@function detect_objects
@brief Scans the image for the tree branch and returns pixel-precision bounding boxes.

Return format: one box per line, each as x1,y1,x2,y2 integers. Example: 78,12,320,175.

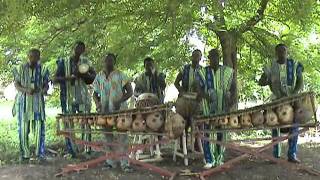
207,0,227,32
237,0,270,33
38,19,87,48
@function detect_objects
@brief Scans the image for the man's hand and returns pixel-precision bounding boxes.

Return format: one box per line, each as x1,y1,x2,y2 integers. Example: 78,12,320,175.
96,103,102,113
65,75,77,81
25,88,34,95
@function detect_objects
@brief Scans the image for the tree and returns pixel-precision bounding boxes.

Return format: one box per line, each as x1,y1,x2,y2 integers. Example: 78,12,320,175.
0,0,319,102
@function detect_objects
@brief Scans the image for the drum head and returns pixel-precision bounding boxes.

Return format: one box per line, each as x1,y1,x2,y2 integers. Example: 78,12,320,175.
137,93,159,101
79,63,89,74
136,93,160,108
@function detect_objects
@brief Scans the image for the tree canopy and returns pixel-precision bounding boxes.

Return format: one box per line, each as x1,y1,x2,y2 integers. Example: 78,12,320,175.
0,0,319,102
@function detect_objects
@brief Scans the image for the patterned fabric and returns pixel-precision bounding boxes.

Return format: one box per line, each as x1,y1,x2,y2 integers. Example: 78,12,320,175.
93,70,130,113
264,59,304,159
197,65,233,165
263,59,303,99
93,69,131,168
13,62,49,158
181,64,201,92
56,55,92,113
134,72,165,102
198,65,233,115
56,55,92,154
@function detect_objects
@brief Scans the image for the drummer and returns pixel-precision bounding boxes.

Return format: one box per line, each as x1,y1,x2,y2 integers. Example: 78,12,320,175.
258,43,304,163
93,53,133,172
54,41,96,157
197,49,234,169
174,49,202,150
134,57,166,103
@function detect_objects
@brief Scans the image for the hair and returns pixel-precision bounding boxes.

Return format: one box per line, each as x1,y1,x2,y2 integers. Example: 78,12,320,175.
275,43,287,50
28,48,40,57
208,48,219,58
144,57,154,66
105,53,117,63
75,41,85,48
193,49,202,55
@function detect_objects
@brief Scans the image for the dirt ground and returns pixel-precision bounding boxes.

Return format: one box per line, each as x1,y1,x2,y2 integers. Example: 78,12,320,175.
1,143,320,180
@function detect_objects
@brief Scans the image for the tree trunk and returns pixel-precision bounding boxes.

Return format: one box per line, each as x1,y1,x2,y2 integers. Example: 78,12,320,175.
216,30,238,109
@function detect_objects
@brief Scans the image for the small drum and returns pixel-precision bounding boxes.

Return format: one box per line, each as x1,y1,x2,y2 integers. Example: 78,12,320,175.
175,92,199,118
132,114,146,132
78,63,90,74
165,112,185,139
146,112,164,132
136,93,160,108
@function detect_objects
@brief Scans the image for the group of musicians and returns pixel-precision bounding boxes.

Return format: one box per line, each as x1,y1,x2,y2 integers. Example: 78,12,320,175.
13,41,303,171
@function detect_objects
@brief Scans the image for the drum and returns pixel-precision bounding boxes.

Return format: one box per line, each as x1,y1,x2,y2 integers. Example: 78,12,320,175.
97,116,107,126
276,104,294,125
265,110,279,126
240,114,253,128
165,112,185,139
136,93,160,108
132,114,146,132
78,63,90,74
228,116,240,128
175,92,199,118
116,115,133,131
146,112,164,132
251,111,264,126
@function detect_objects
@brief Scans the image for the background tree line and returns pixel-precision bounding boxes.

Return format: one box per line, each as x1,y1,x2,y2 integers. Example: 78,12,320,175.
0,0,319,104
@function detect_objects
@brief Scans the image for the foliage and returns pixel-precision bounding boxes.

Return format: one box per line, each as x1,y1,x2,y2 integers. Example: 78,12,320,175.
0,117,63,164
0,0,319,101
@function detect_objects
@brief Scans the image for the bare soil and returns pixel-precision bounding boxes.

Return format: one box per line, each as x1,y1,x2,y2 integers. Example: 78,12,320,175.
1,143,320,180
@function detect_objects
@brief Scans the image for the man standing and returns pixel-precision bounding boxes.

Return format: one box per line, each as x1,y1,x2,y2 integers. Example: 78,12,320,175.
134,57,166,102
258,43,303,163
174,49,202,150
197,49,234,168
93,53,133,172
13,49,49,162
54,41,96,157
174,49,202,94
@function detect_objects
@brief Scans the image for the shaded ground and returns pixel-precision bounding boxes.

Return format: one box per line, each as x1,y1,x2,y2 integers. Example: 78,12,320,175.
1,143,320,180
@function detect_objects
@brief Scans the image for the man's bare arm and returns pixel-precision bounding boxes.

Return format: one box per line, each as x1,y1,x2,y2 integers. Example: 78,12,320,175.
174,72,183,93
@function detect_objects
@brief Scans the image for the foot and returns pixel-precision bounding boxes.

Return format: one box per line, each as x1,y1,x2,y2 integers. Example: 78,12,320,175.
19,157,30,164
203,163,214,169
103,162,115,170
288,158,301,164
64,153,76,159
122,166,133,173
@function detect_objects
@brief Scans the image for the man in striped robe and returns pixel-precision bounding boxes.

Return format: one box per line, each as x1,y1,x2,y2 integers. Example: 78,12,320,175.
134,57,166,103
54,41,96,157
258,44,304,163
197,49,234,168
174,49,202,150
13,49,49,162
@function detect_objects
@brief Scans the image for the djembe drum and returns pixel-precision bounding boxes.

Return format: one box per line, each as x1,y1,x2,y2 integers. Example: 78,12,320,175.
136,93,160,108
175,92,199,118
165,112,186,139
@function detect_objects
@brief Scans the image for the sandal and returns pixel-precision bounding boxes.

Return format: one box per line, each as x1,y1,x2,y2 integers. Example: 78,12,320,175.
122,166,133,173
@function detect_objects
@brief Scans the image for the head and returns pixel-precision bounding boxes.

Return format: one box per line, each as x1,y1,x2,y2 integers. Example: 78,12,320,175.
191,49,202,65
208,49,220,68
74,41,86,56
28,48,40,66
144,57,155,74
104,53,116,72
275,43,288,62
